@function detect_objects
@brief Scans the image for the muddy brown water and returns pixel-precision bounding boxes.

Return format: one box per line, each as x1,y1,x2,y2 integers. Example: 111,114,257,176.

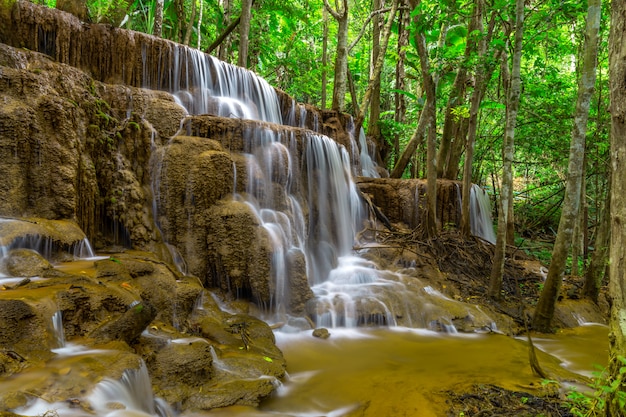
200,326,608,417
19,260,609,417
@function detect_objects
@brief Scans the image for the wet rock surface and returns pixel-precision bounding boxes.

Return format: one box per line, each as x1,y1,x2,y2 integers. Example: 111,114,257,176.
0,251,286,411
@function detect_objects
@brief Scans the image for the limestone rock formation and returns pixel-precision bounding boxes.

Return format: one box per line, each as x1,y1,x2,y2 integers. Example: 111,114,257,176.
0,251,285,411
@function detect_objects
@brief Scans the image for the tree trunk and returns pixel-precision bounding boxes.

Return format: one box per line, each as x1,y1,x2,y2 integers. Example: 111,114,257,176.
533,0,600,332
238,0,252,68
506,185,515,245
175,0,185,42
437,2,480,179
217,0,232,61
571,170,586,276
390,108,427,178
444,116,469,180
196,0,203,49
321,6,329,110
583,180,610,303
460,86,483,238
460,0,486,238
367,0,382,157
414,27,437,237
153,0,164,38
183,0,196,46
206,14,240,55
324,0,349,111
489,0,524,300
354,0,399,131
606,0,626,411
393,0,410,166
460,7,506,239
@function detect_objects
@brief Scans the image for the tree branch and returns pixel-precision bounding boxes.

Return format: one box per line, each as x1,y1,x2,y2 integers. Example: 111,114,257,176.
348,6,408,52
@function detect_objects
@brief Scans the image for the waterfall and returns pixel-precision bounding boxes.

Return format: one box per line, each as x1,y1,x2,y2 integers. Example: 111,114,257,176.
0,218,96,266
135,37,493,330
304,134,366,284
357,127,380,178
142,45,282,124
72,237,96,258
469,184,497,244
52,311,66,349
89,363,174,417
230,124,366,320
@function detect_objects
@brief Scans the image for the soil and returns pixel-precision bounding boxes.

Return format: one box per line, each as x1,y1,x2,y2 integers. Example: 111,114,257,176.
446,384,574,417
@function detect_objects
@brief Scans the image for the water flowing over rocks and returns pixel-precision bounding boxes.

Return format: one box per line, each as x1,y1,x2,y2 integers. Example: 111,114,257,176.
0,1,604,415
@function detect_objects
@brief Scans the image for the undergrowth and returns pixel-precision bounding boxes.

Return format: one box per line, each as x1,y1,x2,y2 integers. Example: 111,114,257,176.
565,355,626,416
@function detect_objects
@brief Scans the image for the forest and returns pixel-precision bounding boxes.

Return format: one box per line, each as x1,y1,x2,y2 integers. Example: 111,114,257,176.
2,0,626,415
49,0,611,264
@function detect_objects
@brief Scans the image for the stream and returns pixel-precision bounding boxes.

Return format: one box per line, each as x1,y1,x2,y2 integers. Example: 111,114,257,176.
5,259,608,417
202,325,608,417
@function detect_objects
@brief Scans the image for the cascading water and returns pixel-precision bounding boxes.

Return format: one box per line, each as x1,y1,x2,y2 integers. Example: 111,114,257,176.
469,184,497,244
142,45,282,124
357,127,380,178
51,310,66,349
147,45,286,275
141,40,498,330
89,363,173,417
0,219,96,260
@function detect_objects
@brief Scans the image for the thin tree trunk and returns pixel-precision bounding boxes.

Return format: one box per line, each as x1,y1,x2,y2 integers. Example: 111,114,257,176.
444,117,469,180
321,6,329,110
183,0,196,46
324,0,349,111
217,0,232,60
347,68,359,116
506,184,515,245
583,179,610,302
196,0,203,49
238,0,252,68
606,0,626,411
571,170,586,276
414,25,437,237
175,0,185,42
354,0,399,131
489,0,524,300
390,109,428,178
533,0,600,332
437,3,479,179
460,7,504,239
393,0,409,166
206,15,240,55
367,0,383,158
460,0,486,238
153,0,164,38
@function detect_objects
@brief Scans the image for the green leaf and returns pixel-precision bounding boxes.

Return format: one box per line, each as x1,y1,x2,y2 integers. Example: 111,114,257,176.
480,101,505,110
263,356,273,362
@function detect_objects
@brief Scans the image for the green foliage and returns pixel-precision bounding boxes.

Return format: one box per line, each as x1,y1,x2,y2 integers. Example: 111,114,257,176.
88,0,131,24
128,121,141,131
34,0,610,259
451,105,469,122
565,356,626,416
125,0,157,33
